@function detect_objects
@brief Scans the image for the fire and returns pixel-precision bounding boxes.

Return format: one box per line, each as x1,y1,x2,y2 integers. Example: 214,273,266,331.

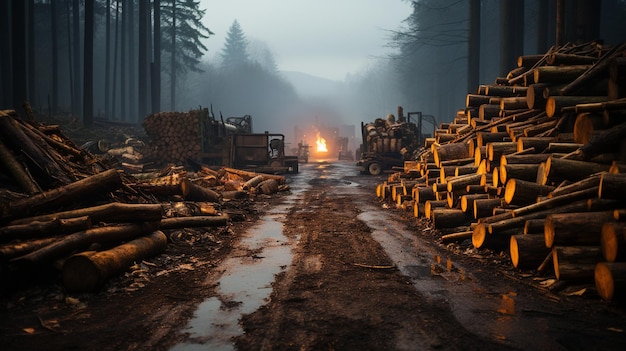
316,132,328,153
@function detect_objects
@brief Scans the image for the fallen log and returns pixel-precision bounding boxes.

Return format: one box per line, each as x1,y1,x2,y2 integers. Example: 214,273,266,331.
0,139,40,194
504,179,554,206
541,156,610,186
544,211,616,248
61,230,168,292
159,215,229,230
546,96,608,118
579,121,626,159
598,172,626,200
431,209,472,229
499,163,541,185
510,234,551,269
553,245,600,280
8,202,164,226
0,216,92,243
0,169,123,221
440,231,473,244
11,222,159,266
595,262,626,301
223,167,285,184
0,237,60,261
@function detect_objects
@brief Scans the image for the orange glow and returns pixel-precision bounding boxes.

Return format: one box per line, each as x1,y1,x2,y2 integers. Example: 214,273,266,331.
316,132,328,153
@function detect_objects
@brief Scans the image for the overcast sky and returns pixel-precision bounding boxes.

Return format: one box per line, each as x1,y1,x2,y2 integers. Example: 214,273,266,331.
199,0,413,81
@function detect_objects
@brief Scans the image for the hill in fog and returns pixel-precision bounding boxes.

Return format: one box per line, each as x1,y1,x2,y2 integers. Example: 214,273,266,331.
280,71,344,98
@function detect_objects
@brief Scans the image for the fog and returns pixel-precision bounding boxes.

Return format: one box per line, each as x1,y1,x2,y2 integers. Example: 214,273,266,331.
2,0,626,153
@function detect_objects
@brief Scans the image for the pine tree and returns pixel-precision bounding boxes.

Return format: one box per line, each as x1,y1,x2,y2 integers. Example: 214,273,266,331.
161,0,213,109
220,19,249,69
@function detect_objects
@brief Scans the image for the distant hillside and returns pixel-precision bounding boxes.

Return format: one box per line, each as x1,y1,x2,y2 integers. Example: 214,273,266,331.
280,71,344,97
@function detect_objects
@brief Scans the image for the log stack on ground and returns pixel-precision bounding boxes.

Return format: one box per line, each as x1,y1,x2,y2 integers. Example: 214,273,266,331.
375,41,626,301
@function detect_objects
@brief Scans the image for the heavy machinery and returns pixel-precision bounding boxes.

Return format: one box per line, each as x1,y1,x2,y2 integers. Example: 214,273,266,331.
229,133,299,174
356,111,426,175
198,108,298,174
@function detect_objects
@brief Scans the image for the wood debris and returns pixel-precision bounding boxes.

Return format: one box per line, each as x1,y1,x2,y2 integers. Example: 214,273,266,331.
0,109,287,293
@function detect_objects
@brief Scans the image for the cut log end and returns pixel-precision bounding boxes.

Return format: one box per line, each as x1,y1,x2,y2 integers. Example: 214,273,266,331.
595,262,614,301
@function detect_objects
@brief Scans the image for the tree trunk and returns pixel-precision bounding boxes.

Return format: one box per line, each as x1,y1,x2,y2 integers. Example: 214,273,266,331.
504,178,554,206
12,222,159,266
544,211,616,248
510,234,551,269
83,0,94,128
61,230,167,292
553,245,600,280
0,216,91,243
151,0,161,114
500,163,541,185
545,96,607,118
8,202,163,226
0,139,40,194
542,156,610,186
431,209,472,229
1,169,123,220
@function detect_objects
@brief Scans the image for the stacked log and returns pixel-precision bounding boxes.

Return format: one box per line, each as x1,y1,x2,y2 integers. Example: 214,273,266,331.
362,115,420,154
376,41,626,301
143,110,204,165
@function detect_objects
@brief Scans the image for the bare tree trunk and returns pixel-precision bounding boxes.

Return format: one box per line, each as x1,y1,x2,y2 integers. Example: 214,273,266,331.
138,0,148,122
12,0,27,114
0,0,11,108
51,0,59,114
104,0,111,119
170,0,176,110
151,0,161,114
28,0,35,108
467,0,480,93
83,0,94,128
72,0,81,118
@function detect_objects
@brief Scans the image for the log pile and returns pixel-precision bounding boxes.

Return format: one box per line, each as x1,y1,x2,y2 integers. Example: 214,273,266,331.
362,113,420,155
142,110,205,165
0,109,287,293
377,41,626,301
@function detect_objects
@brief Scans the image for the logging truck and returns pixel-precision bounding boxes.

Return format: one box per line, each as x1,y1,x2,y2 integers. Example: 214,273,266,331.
356,112,421,175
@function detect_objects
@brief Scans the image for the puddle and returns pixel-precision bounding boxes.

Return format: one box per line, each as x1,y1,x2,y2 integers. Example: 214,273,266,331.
170,215,292,351
170,164,315,350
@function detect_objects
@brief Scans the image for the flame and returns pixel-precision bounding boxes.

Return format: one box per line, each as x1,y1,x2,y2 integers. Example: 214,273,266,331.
316,132,328,153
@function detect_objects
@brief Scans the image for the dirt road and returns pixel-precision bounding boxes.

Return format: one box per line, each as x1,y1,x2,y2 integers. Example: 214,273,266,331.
2,160,626,350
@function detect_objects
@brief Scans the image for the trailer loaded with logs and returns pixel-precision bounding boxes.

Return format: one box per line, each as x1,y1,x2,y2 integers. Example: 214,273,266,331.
357,108,423,175
376,41,626,302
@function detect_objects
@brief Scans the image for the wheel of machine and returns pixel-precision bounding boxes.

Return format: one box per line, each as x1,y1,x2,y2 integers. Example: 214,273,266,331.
368,162,382,175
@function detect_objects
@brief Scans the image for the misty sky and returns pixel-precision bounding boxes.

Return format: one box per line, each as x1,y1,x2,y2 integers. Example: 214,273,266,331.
199,0,413,81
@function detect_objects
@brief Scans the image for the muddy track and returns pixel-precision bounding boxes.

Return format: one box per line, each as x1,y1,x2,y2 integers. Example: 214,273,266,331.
235,164,503,350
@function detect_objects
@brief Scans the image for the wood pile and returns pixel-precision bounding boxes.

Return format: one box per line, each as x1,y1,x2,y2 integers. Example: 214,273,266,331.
362,113,420,155
0,109,287,293
142,110,205,165
377,41,626,301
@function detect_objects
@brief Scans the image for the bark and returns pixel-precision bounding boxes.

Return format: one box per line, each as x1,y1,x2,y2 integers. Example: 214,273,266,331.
159,215,229,230
431,209,472,229
580,121,626,159
0,169,123,221
545,96,607,118
533,65,592,84
548,173,602,198
473,198,505,219
0,216,91,243
553,246,600,280
544,211,616,248
441,231,473,244
542,156,610,185
8,202,163,227
0,139,40,194
504,179,554,206
11,222,159,266
500,164,541,185
424,200,448,220
61,230,168,292
460,194,489,213
510,234,551,269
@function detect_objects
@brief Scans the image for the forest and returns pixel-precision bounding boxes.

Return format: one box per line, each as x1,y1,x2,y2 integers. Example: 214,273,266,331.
1,1,626,136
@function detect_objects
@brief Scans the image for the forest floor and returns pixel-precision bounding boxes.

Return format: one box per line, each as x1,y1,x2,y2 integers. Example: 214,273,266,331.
1,160,626,350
